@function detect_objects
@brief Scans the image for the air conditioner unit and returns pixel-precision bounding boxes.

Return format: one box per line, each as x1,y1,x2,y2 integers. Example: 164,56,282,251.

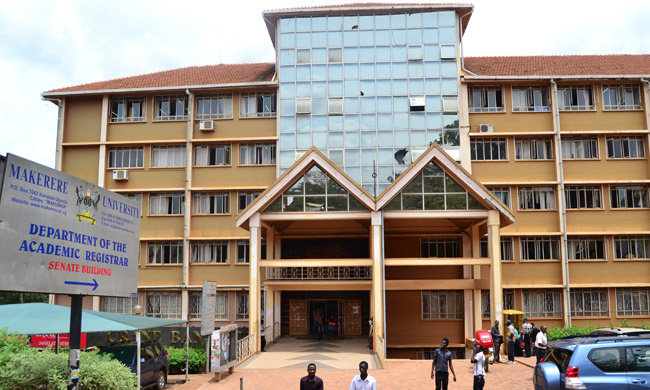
113,169,129,181
199,120,214,131
479,124,494,133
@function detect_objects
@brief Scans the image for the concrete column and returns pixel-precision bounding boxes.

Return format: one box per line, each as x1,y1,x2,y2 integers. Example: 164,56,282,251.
370,211,384,362
249,213,262,352
266,227,275,260
488,210,504,338
471,224,482,333
462,235,473,353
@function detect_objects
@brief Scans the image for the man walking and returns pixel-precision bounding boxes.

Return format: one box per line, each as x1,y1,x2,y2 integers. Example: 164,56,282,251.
506,320,516,363
350,361,376,390
260,319,266,352
534,325,548,364
522,318,532,357
431,338,456,390
300,363,324,390
490,319,502,363
470,344,485,390
530,322,540,350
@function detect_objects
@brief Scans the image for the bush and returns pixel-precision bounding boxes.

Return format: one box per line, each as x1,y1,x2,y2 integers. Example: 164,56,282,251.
167,346,207,374
546,319,650,341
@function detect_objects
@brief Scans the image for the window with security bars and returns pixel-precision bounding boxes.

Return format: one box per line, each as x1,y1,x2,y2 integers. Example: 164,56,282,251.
515,138,553,160
146,291,181,318
151,145,186,167
603,84,642,110
481,290,490,318
237,240,249,263
188,291,229,319
470,138,507,161
100,296,138,314
503,289,515,310
479,237,514,261
148,241,183,264
240,143,276,165
570,288,608,317
557,85,594,110
418,348,465,360
422,290,464,319
468,86,504,113
108,147,144,168
154,95,189,120
606,136,646,159
512,86,550,112
196,94,232,119
518,187,556,210
520,237,559,260
614,236,650,259
194,144,231,166
236,291,249,319
567,236,605,260
189,291,202,319
241,92,277,118
523,290,562,317
421,237,462,258
565,186,602,209
238,192,261,212
191,241,228,264
561,137,599,159
150,193,184,215
110,97,146,122
610,185,650,209
216,291,229,320
488,186,510,208
616,288,650,316
192,192,230,214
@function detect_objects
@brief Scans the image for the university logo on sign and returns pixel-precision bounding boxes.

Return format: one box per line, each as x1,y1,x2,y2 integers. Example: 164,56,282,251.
75,185,100,225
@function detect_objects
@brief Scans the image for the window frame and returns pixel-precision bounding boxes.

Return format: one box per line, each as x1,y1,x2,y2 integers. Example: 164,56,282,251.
239,143,277,165
151,145,186,168
236,291,249,319
108,147,144,168
238,191,261,213
154,95,189,121
602,84,642,110
610,185,650,209
149,193,185,215
100,296,138,315
565,186,602,209
190,241,229,264
147,241,184,264
488,186,510,208
192,192,230,215
557,85,595,111
468,86,505,113
570,288,609,317
514,138,553,160
606,136,646,159
240,91,277,118
146,291,182,319
511,85,550,112
523,290,563,318
193,144,231,166
237,240,249,264
616,288,650,316
195,93,233,119
470,137,508,161
613,236,650,259
566,236,606,260
422,290,464,319
110,96,146,123
520,236,560,261
518,186,557,210
561,137,599,159
421,236,463,258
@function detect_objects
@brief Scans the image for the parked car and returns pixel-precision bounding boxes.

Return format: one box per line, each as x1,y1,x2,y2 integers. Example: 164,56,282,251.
99,341,169,389
588,327,650,337
533,335,650,390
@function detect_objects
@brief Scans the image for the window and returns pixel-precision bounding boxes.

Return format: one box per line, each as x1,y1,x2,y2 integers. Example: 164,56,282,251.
238,191,261,212
108,147,144,168
515,138,553,160
328,48,342,63
606,136,646,159
565,186,602,209
518,187,556,210
215,291,229,320
468,86,504,113
520,237,560,260
410,96,426,112
154,95,188,120
570,288,608,317
194,144,231,166
610,185,650,209
192,192,230,214
423,290,464,319
240,143,276,165
196,94,233,119
471,138,507,161
147,241,183,264
442,97,458,113
146,291,181,318
100,296,138,314
191,241,228,264
328,98,343,115
557,85,594,111
561,137,599,159
151,145,186,167
503,289,515,310
110,97,146,122
481,290,490,319
488,187,510,208
237,240,249,263
523,290,562,317
296,98,311,114
150,193,184,215
189,291,229,319
512,86,550,112
589,348,625,373
567,236,605,260
614,236,650,259
627,346,650,372
241,92,277,118
603,84,642,110
236,291,249,319
480,237,514,261
421,237,462,258
189,291,202,319
616,288,650,316
296,49,310,64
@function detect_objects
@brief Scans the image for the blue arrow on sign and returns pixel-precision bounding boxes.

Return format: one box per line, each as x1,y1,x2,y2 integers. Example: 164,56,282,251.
65,279,98,291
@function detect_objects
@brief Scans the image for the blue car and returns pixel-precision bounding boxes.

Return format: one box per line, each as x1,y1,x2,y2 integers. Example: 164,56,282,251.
99,341,169,389
534,335,650,389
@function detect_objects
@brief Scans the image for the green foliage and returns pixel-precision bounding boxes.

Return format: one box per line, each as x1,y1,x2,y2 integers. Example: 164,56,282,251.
546,319,650,341
167,346,207,374
0,292,48,305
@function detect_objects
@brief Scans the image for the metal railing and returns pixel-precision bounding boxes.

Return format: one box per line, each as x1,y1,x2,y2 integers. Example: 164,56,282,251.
266,266,371,280
236,333,255,364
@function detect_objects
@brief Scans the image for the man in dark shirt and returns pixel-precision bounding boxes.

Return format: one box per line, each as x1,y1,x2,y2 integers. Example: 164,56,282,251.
490,319,501,363
431,337,456,390
530,322,540,352
300,362,324,390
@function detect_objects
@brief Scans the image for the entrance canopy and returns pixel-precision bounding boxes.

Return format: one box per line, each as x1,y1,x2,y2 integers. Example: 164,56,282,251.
0,303,185,335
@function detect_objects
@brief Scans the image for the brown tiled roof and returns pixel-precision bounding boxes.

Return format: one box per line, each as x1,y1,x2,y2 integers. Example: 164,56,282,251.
45,63,276,94
464,55,650,77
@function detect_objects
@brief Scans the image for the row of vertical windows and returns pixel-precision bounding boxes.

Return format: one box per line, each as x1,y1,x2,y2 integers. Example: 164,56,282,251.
146,240,265,264
121,191,260,216
139,291,248,320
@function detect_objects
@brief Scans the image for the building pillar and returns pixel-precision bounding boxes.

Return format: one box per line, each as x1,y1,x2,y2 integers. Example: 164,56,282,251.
249,213,262,352
266,226,275,260
471,224,483,333
488,210,504,338
370,211,385,363
462,235,474,355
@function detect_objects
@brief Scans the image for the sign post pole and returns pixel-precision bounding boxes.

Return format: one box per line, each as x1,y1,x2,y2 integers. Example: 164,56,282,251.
67,295,82,390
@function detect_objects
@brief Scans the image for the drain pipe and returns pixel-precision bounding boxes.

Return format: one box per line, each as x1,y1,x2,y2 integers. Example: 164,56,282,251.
183,89,193,289
381,209,387,365
551,79,571,327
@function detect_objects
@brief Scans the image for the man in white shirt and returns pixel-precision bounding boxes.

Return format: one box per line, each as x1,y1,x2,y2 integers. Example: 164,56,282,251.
350,361,376,390
534,325,548,364
470,344,485,390
521,318,532,357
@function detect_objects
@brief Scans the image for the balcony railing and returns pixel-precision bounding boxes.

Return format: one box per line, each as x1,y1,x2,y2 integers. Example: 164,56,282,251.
266,266,371,280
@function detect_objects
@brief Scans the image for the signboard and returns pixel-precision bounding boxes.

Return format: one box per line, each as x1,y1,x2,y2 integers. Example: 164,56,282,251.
210,330,221,369
0,154,141,297
29,334,87,348
201,281,217,336
210,325,238,372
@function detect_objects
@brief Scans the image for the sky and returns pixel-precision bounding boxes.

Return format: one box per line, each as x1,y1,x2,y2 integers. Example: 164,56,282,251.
1,0,649,168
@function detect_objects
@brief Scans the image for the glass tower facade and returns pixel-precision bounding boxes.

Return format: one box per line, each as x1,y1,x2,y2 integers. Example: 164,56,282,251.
276,10,460,194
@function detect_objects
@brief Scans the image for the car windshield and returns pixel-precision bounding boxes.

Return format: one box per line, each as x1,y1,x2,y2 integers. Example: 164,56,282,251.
99,346,136,366
544,347,573,373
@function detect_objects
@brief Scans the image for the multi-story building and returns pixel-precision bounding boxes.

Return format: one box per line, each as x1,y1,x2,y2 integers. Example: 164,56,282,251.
42,3,650,362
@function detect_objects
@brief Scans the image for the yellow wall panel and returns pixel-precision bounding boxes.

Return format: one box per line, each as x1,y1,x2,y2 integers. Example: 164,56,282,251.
560,111,647,131
564,159,650,182
61,147,100,184
140,216,184,238
189,264,249,286
472,161,556,183
64,96,102,143
193,166,276,188
191,215,249,238
507,211,559,233
570,261,650,285
139,267,183,286
107,122,187,142
385,265,464,279
502,262,563,285
566,210,650,233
